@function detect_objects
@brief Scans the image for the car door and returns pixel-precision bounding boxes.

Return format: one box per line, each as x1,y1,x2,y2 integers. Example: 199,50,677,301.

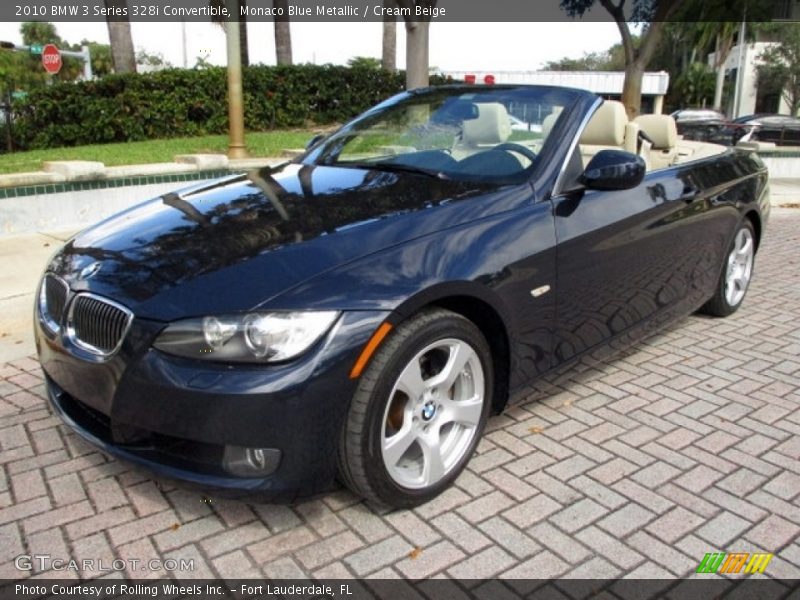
550,154,705,367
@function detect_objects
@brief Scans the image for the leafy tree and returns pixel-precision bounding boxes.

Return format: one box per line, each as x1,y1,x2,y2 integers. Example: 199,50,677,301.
136,49,171,70
348,56,382,70
560,0,686,118
194,54,214,69
82,41,114,77
674,62,715,106
543,44,628,71
756,23,800,116
5,22,84,86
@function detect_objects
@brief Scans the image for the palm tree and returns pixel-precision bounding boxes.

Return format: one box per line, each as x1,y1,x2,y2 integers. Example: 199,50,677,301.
211,0,249,67
274,0,292,65
382,0,397,71
694,21,740,111
103,0,136,73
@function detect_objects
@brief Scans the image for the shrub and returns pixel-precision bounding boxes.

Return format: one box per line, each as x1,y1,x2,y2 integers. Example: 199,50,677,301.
11,64,446,150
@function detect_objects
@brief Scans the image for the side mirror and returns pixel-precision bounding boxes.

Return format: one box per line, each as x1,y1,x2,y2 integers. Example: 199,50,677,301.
579,149,645,191
305,134,326,151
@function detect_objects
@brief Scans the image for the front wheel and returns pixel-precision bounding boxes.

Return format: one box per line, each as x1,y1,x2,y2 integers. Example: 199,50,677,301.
702,219,756,317
337,309,493,508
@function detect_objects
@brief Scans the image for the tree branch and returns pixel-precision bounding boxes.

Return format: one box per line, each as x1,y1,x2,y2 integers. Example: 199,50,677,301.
599,0,634,63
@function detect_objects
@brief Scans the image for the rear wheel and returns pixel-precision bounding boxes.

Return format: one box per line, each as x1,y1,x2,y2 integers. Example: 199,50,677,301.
337,309,492,508
702,220,756,317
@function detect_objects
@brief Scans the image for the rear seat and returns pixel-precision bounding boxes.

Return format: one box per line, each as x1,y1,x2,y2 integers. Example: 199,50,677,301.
580,104,728,171
634,114,678,170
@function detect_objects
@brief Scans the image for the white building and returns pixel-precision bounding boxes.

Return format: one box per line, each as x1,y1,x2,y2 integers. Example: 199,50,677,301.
439,70,670,114
713,41,795,118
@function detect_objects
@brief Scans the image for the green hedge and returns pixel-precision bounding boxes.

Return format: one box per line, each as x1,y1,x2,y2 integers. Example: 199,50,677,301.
11,64,440,150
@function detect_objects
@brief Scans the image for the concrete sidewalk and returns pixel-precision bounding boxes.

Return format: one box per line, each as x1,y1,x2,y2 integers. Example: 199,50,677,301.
0,230,76,363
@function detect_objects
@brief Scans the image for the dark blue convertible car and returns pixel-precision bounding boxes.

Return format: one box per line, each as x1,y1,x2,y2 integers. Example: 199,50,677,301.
35,85,769,507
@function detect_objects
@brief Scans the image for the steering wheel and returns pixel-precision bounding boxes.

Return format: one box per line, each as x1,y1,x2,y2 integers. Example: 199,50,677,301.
493,142,537,163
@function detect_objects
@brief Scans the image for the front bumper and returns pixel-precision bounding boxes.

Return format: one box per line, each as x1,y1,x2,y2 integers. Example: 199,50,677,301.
36,309,390,501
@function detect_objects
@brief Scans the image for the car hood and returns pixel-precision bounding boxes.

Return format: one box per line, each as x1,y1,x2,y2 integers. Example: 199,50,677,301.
48,163,497,321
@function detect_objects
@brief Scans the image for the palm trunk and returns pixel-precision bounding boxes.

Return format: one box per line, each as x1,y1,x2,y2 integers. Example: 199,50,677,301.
239,0,249,67
104,0,136,74
404,20,430,89
273,0,292,65
382,0,397,71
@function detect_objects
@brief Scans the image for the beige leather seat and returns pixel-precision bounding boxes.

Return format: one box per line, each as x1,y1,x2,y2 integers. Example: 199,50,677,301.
451,102,512,160
579,100,638,166
541,107,563,140
634,114,678,170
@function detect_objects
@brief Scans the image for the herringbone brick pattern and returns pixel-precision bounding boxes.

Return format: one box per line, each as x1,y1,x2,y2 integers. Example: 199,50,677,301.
1,210,798,580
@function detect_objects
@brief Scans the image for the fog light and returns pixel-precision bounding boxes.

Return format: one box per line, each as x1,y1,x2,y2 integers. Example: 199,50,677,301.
222,445,281,477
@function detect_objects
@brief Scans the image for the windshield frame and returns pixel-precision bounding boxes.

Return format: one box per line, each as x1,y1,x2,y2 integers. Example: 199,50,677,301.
302,85,585,186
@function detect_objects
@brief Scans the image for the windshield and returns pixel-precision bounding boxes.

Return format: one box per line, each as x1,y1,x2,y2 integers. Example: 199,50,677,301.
308,86,578,183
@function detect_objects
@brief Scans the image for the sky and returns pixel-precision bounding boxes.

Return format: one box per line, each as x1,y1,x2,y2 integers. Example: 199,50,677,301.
0,21,623,72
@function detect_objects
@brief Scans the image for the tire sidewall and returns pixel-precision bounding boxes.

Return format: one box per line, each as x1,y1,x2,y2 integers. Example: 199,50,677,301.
359,314,493,507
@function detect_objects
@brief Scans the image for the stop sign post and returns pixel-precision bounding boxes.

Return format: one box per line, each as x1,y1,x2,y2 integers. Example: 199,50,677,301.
41,44,62,75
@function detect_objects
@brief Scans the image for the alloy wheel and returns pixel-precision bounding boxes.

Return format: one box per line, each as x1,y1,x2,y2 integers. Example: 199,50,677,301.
380,338,485,489
725,227,754,307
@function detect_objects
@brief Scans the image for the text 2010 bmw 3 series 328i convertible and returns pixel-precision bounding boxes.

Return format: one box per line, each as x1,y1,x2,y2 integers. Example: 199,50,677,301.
35,85,769,508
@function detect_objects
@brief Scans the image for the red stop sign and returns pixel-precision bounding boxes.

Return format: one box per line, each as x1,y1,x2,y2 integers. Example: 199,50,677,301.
42,44,62,75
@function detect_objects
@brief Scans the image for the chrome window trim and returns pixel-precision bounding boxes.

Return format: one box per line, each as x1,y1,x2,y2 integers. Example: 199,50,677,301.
65,292,134,358
38,273,69,335
552,96,603,198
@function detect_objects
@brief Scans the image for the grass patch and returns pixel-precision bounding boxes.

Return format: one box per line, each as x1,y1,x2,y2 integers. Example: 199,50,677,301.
0,130,319,175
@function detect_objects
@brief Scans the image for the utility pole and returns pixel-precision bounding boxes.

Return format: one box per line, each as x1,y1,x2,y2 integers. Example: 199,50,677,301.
181,20,188,69
224,0,248,159
732,13,747,118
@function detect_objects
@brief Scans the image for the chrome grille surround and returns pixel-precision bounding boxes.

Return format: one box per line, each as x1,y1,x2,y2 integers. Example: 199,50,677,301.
39,274,69,334
66,293,133,358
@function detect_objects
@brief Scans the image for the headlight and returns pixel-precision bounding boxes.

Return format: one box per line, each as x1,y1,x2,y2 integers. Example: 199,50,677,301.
153,311,340,363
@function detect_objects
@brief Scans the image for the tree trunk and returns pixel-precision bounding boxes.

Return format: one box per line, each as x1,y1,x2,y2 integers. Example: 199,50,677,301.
273,0,292,65
239,0,249,67
382,0,397,71
404,20,430,89
104,0,136,74
621,60,645,118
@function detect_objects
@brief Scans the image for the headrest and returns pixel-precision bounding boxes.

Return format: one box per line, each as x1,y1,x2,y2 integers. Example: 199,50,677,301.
542,107,563,139
580,100,627,146
463,103,512,146
634,114,678,150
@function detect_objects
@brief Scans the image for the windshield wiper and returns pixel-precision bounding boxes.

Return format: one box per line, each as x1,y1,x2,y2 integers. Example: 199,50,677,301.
337,161,449,180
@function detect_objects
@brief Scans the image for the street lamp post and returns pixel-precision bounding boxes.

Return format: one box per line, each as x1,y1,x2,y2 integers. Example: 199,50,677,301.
225,1,248,159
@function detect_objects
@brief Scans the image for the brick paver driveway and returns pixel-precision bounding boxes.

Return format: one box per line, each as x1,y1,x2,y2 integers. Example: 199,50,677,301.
1,209,799,581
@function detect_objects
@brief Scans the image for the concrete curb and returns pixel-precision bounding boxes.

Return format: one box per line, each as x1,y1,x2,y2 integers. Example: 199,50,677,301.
0,154,279,190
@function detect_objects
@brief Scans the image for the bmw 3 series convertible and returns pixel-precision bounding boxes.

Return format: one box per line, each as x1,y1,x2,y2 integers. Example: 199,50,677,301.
35,85,769,507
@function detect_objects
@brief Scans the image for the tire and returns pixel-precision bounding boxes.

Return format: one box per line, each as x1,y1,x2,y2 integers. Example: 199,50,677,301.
337,308,493,508
701,219,756,317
